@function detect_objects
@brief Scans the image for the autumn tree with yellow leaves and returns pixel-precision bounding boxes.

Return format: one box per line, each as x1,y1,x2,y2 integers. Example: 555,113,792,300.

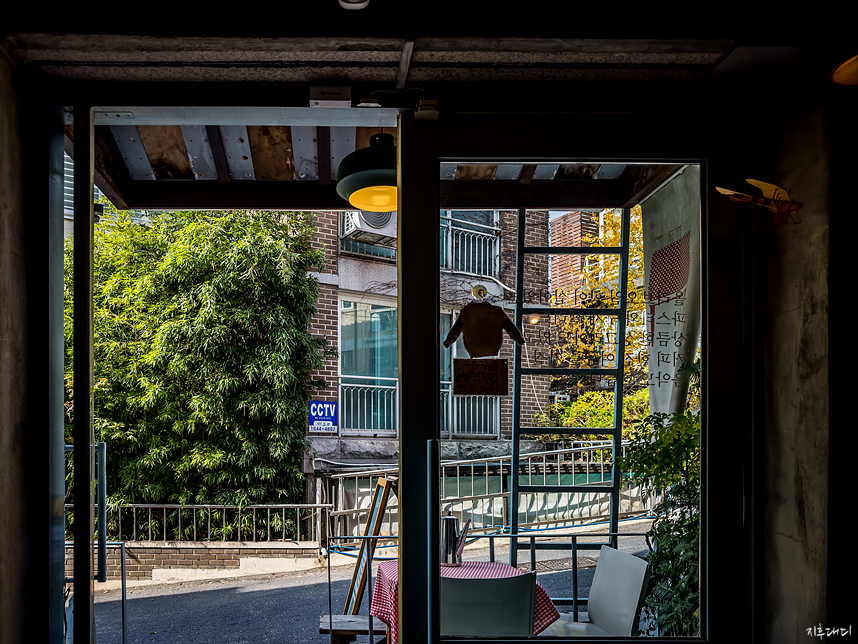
550,205,647,398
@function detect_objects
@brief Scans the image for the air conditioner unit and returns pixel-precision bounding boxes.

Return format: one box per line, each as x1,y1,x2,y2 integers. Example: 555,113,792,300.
341,210,397,247
551,394,571,404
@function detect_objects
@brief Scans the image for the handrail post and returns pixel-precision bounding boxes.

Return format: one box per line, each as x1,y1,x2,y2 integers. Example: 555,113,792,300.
96,442,107,582
120,542,127,644
572,535,579,621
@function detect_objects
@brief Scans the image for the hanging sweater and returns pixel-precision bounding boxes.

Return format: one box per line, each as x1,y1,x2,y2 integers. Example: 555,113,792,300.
443,301,525,358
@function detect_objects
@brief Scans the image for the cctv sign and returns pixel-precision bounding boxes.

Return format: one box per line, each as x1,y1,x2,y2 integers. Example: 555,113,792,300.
309,401,338,433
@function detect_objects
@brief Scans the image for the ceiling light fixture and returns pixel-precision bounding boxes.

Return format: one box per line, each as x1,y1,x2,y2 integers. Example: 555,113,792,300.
831,53,858,85
336,132,397,212
337,0,370,8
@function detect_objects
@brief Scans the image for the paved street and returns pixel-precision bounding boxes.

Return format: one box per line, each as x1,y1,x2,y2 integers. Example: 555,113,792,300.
93,519,652,644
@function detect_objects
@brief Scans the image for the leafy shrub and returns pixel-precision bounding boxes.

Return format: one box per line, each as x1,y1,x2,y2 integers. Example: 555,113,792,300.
618,411,701,637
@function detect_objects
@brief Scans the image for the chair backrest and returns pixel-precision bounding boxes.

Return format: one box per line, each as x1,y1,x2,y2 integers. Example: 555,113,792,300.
439,572,536,637
587,546,651,636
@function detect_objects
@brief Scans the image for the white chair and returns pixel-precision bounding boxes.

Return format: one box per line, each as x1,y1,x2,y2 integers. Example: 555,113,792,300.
440,572,536,637
539,546,650,637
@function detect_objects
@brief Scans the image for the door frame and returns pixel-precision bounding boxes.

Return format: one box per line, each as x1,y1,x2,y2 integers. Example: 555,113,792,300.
396,111,749,643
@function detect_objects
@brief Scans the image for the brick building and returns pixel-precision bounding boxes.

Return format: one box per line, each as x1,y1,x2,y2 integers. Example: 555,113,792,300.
305,208,551,472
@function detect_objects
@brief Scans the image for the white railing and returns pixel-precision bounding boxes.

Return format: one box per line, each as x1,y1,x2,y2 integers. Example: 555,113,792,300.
440,381,500,437
339,378,500,438
440,216,500,278
339,376,399,436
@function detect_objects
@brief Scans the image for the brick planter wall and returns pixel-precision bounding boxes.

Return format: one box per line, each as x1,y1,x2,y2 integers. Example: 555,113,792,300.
65,542,322,585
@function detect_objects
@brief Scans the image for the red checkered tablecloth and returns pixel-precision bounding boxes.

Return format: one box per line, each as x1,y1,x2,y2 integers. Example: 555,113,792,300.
369,560,560,643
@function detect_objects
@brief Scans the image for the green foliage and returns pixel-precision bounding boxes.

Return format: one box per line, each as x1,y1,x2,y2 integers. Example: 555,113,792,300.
619,410,700,493
642,482,700,637
533,388,650,445
618,411,701,637
64,202,335,514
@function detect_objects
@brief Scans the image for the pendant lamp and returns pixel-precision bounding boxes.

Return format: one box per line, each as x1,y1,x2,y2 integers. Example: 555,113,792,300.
831,53,858,85
336,132,397,212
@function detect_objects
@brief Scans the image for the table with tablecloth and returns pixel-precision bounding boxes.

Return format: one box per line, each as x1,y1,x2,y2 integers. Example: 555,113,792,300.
369,560,560,643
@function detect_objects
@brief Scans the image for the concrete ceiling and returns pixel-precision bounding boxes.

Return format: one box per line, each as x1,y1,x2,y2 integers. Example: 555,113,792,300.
4,34,738,84
2,23,842,212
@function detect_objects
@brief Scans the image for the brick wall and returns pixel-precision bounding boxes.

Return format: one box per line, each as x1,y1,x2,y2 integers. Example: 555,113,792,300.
549,211,599,303
309,210,340,405
496,210,551,437
311,210,339,275
65,542,321,583
309,283,339,403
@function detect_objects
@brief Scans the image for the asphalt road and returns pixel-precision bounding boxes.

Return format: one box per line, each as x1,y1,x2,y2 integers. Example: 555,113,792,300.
93,519,652,644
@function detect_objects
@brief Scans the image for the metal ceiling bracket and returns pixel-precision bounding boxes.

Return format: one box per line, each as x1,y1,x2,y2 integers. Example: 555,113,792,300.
397,37,415,91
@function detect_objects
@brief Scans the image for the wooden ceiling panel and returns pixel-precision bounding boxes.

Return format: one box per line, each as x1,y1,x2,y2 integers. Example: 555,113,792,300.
455,164,497,181
136,125,195,180
556,163,601,180
247,126,295,180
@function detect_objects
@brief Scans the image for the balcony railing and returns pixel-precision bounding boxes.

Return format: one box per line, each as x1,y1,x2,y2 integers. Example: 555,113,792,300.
339,377,500,438
339,375,399,437
440,381,500,437
440,216,500,278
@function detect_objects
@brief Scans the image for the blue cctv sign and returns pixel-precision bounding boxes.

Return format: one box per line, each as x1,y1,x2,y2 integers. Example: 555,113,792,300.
308,401,337,433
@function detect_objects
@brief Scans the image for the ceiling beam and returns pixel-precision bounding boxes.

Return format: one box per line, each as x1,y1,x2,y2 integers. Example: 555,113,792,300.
122,180,349,210
205,126,231,185
120,177,641,211
317,126,331,185
440,179,629,209
518,164,537,184
64,124,133,209
89,106,401,127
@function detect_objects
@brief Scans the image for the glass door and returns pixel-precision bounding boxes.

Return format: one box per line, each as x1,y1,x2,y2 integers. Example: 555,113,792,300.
394,113,741,644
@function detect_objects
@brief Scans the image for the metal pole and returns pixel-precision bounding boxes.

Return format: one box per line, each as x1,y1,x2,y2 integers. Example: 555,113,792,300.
397,114,440,644
427,439,440,644
610,208,632,550
120,543,127,644
572,535,578,621
509,208,526,567
96,442,106,582
73,102,95,644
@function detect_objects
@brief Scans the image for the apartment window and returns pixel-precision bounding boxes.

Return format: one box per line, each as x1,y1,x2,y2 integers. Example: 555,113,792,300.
339,300,398,436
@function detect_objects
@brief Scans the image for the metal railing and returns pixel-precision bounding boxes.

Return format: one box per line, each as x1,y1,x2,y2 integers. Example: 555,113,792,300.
66,503,332,543
325,443,655,539
340,377,501,438
440,216,501,278
440,381,500,437
339,376,399,436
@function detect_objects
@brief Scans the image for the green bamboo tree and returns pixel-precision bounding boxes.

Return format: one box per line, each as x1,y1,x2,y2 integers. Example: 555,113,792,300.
64,203,335,514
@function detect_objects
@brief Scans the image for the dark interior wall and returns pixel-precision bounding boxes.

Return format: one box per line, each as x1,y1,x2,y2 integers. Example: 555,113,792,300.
0,52,66,644
765,100,829,642
0,51,29,644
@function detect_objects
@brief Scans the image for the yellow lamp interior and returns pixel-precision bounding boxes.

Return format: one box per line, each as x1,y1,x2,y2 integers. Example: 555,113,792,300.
349,186,398,212
831,54,858,85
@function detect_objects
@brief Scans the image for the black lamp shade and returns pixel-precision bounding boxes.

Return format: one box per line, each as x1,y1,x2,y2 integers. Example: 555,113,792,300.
336,133,397,211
